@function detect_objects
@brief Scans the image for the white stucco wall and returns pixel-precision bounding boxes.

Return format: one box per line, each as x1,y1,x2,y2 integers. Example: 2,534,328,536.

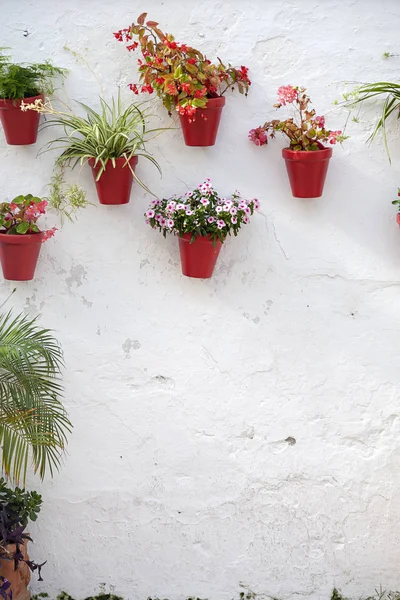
2,1,400,599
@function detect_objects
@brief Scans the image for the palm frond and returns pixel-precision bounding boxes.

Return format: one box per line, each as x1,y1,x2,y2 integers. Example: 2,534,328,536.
0,311,71,484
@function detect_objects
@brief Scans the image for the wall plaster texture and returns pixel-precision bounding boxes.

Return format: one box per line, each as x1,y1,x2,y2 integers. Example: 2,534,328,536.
2,1,400,599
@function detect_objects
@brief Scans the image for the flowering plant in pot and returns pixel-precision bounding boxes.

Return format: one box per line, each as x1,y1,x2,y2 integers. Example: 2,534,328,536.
145,179,259,278
0,478,45,600
392,189,400,227
249,85,346,198
21,94,162,204
0,194,56,281
0,50,66,145
114,13,251,146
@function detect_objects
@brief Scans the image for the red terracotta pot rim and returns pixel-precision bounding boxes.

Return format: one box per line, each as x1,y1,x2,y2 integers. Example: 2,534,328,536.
88,156,139,168
282,146,333,160
0,94,44,109
180,233,223,244
0,232,45,244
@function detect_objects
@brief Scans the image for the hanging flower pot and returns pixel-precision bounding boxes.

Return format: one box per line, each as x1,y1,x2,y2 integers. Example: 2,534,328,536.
249,85,345,198
179,97,226,147
396,213,400,227
0,95,43,145
88,156,139,205
282,146,333,198
0,232,44,281
0,194,56,281
145,179,259,279
178,233,223,278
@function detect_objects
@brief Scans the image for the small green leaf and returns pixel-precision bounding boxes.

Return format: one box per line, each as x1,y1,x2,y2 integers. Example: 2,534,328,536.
12,195,25,204
16,222,29,234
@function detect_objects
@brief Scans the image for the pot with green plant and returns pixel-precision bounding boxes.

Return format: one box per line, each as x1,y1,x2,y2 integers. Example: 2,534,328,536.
114,13,251,147
0,50,66,146
21,94,162,205
0,194,56,281
249,86,346,198
145,179,259,278
0,478,45,600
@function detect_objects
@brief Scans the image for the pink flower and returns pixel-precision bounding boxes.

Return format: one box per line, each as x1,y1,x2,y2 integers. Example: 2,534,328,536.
239,201,247,210
185,209,193,216
176,203,185,210
223,204,231,211
314,115,325,128
244,206,251,215
207,216,215,223
25,205,38,221
160,217,166,226
253,199,260,210
243,215,250,224
217,220,225,229
166,202,176,212
167,219,174,228
155,214,163,221
42,227,57,242
200,198,209,206
151,199,161,207
277,85,298,105
146,209,155,218
185,191,193,197
36,200,48,214
328,130,342,145
216,206,223,213
231,216,238,224
230,207,237,216
249,127,268,146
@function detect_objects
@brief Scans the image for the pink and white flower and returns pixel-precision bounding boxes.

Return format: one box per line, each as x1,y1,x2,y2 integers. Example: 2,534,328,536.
231,216,238,224
217,220,225,229
146,209,155,218
200,197,210,206
277,85,298,105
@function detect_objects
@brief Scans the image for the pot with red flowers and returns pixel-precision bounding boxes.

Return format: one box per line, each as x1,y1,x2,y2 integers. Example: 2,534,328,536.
145,180,259,278
0,49,66,146
392,189,400,227
0,195,56,281
114,13,251,147
249,85,347,198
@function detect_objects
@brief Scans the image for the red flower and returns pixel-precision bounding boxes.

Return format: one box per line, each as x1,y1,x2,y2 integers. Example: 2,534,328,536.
128,83,139,94
167,83,178,96
163,40,177,49
179,44,189,52
194,88,207,98
180,82,191,93
141,84,154,94
248,127,268,146
155,77,165,86
187,58,196,65
126,42,138,52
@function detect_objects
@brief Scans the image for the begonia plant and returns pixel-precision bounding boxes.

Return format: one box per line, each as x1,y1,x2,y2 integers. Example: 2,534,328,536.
114,13,251,117
145,179,259,243
0,194,56,241
249,85,346,150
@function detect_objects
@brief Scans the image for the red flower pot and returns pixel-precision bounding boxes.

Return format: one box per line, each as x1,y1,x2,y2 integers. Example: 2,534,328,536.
0,94,43,145
88,156,139,205
282,146,333,198
179,97,226,147
396,213,400,227
178,234,223,278
0,232,44,281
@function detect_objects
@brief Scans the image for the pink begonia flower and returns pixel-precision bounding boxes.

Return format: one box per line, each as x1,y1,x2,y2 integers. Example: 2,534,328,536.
25,205,38,221
328,130,342,145
146,209,155,218
42,227,57,242
277,85,298,105
217,220,225,229
314,115,325,128
36,200,48,214
231,216,238,224
248,127,268,146
207,216,215,223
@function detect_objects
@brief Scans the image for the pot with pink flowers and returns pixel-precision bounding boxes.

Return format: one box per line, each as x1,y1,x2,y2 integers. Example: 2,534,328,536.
145,180,260,278
392,189,400,227
249,85,347,198
0,194,56,281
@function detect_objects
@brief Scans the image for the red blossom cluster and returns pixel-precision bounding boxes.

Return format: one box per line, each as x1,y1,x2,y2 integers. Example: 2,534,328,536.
114,13,251,116
0,194,56,240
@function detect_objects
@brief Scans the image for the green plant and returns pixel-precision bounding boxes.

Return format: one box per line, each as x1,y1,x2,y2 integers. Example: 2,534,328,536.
0,310,72,483
0,194,56,241
48,171,89,222
21,92,163,196
0,50,67,99
114,13,250,117
342,81,400,159
0,477,42,526
146,179,259,243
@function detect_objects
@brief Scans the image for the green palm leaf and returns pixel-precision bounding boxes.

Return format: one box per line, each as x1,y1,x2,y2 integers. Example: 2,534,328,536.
0,311,71,484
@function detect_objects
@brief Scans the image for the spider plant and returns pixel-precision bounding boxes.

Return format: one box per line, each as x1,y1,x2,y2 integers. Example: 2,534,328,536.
0,310,71,484
343,81,400,160
22,92,163,197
